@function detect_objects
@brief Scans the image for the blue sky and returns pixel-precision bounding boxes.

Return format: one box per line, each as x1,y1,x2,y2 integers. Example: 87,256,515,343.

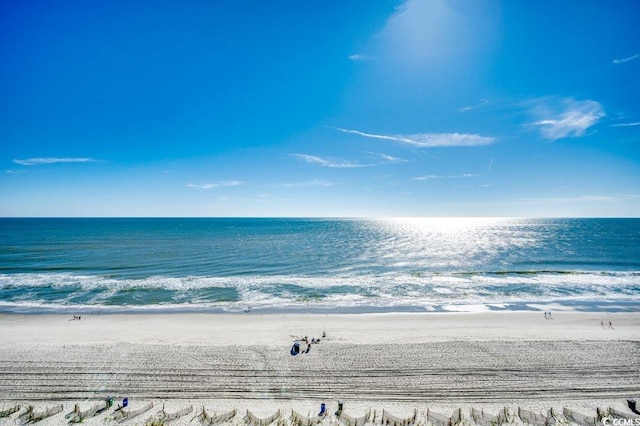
1,0,639,217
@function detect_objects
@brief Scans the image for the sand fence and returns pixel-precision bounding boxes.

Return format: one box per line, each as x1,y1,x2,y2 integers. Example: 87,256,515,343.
245,409,282,426
0,403,639,425
108,402,154,424
380,409,417,426
197,407,238,426
146,404,194,425
16,404,63,424
66,400,112,423
605,406,640,422
337,409,371,426
0,405,20,418
424,408,450,426
290,409,325,426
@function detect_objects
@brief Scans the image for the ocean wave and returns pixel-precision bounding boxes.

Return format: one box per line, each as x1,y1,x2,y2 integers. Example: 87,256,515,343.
1,271,639,313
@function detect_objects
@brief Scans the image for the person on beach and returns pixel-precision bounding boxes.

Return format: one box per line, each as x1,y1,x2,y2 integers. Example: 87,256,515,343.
290,341,300,356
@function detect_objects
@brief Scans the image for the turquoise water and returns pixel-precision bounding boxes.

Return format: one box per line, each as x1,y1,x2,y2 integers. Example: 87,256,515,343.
1,218,639,313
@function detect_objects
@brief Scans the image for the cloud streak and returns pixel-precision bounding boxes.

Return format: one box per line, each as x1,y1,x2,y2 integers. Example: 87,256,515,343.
364,152,408,164
610,121,640,128
530,98,605,140
187,181,242,190
518,194,638,203
459,98,489,113
336,128,495,147
414,173,479,180
348,54,372,61
277,179,335,188
13,157,99,166
612,53,639,64
291,154,368,168
292,152,407,168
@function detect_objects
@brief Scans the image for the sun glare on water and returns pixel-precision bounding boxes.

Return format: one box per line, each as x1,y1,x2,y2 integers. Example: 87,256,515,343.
382,217,514,234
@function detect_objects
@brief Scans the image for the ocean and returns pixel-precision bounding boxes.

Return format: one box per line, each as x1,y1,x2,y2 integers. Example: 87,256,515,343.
1,217,639,313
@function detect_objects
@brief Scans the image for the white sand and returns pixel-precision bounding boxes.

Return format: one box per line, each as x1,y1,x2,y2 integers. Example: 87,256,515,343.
0,311,638,425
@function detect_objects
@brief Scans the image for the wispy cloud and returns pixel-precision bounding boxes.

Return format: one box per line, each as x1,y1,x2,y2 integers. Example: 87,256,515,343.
348,54,372,61
612,53,639,64
459,98,489,113
13,157,99,166
187,181,242,190
292,152,406,168
610,121,640,128
335,127,495,147
364,152,408,163
291,154,368,168
414,173,479,180
530,98,605,140
454,183,494,189
277,179,335,188
518,194,640,203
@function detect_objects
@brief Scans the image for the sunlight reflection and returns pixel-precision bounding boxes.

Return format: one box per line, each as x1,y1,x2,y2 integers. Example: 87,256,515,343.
381,217,513,234
359,217,536,272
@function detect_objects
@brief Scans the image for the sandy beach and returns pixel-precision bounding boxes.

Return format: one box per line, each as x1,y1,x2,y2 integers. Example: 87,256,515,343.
0,311,639,425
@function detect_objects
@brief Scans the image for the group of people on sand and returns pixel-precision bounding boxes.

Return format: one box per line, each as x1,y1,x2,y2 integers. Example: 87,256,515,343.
600,320,614,329
70,315,82,320
290,331,326,356
543,311,553,320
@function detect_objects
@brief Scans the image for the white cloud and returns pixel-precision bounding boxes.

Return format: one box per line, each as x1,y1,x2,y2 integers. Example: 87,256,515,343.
292,152,407,169
518,194,639,203
291,154,369,168
530,98,605,140
612,53,639,64
336,128,495,147
364,152,408,163
13,157,99,166
459,98,489,113
414,173,479,180
187,181,242,190
278,179,335,188
454,183,494,189
348,54,372,61
610,121,640,128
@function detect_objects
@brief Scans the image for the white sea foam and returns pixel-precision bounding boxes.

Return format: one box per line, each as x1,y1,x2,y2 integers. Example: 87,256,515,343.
1,270,639,313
